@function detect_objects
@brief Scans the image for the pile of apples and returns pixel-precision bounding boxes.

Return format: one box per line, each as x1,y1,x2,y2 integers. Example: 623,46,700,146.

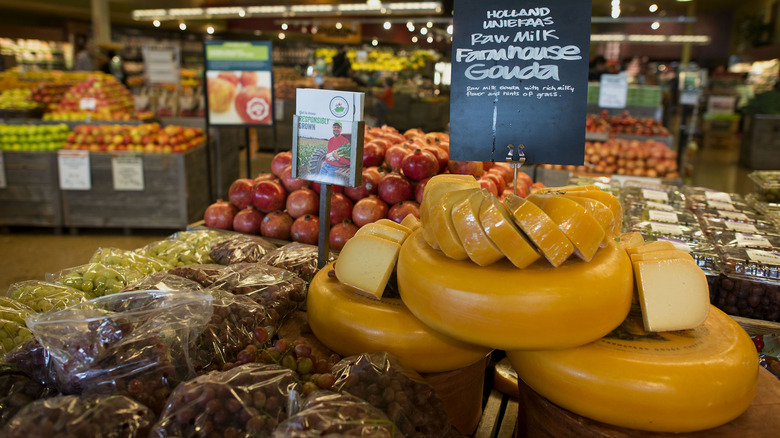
603,110,670,137
63,123,206,153
581,138,678,178
43,74,135,121
204,125,540,250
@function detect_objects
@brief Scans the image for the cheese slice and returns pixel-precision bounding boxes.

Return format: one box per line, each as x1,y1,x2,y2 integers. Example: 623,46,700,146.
355,222,410,245
564,195,614,246
626,240,677,255
527,194,605,262
561,190,622,235
375,218,411,234
451,189,505,266
334,234,401,299
630,249,693,263
400,214,421,231
617,231,645,251
429,188,480,260
633,257,710,332
419,175,480,249
478,195,541,269
535,184,600,194
503,194,574,267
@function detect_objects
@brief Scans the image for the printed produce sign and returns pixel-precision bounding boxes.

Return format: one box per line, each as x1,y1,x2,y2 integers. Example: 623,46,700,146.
450,0,591,165
204,41,274,126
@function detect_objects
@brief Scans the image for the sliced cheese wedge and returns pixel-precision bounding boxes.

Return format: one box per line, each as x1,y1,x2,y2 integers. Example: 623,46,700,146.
633,257,710,332
419,175,480,250
564,195,614,246
429,188,480,260
451,189,505,266
561,189,623,235
334,234,401,299
626,240,678,255
375,218,411,234
630,249,694,263
478,195,540,269
617,231,645,251
355,222,410,245
527,193,605,262
503,193,574,267
535,184,600,194
400,214,421,231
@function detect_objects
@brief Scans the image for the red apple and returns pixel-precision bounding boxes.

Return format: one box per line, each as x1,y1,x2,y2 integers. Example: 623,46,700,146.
330,193,354,225
422,146,448,174
234,86,272,125
286,188,319,218
387,200,420,223
217,71,240,86
204,199,237,230
271,151,293,178
352,195,388,227
378,171,414,205
479,177,498,197
447,160,484,177
280,165,309,192
401,149,439,182
208,76,237,113
251,179,287,213
384,144,411,171
344,168,381,202
228,178,255,210
233,207,265,234
329,220,359,251
291,214,320,245
311,181,344,195
261,210,294,240
239,71,258,87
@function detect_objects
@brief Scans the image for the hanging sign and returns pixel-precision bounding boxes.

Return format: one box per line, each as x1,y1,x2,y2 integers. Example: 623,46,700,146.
112,154,144,191
58,150,91,190
204,40,274,127
450,0,592,164
598,73,628,109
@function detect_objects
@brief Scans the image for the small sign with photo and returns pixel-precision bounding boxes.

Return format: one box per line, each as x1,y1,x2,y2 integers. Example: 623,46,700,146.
292,89,365,187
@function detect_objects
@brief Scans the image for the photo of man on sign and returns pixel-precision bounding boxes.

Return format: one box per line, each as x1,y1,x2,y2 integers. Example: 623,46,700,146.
320,121,351,179
294,118,355,187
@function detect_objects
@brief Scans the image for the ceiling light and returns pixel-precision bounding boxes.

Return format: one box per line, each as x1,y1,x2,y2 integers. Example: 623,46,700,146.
427,36,433,43
281,23,288,30
153,20,160,27
651,21,660,30
406,21,413,28
412,36,418,43
649,4,658,12
420,27,428,35
206,26,214,34
372,39,379,46
408,24,415,32
383,21,391,29
427,21,433,28
446,24,453,34
238,10,245,17
611,9,620,19
179,22,187,30
335,22,343,29
278,32,285,39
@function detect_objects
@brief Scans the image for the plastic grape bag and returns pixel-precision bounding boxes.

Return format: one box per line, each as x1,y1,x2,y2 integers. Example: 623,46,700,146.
0,298,33,324
26,290,213,413
139,239,203,268
151,363,300,438
6,281,88,313
3,339,58,389
173,229,233,264
192,291,275,374
259,242,336,283
46,262,145,299
1,394,156,438
210,234,278,265
168,264,232,287
331,352,451,437
0,319,33,357
120,271,205,293
0,363,59,429
273,390,402,438
90,247,172,275
207,263,308,331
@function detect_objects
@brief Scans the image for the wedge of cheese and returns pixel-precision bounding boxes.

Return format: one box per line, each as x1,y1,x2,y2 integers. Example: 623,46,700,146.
451,189,504,266
355,222,410,245
626,240,678,255
334,234,401,299
564,195,614,246
375,218,411,234
617,232,645,251
527,194,605,262
630,249,694,263
429,188,480,260
478,195,540,269
400,214,421,231
503,193,574,267
419,175,480,249
561,189,623,235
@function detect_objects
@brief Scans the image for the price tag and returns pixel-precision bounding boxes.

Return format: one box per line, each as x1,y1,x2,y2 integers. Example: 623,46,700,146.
717,210,749,221
57,150,91,190
646,201,674,211
650,222,683,235
656,236,691,252
79,97,97,111
707,200,736,211
724,221,758,234
704,191,732,203
736,233,771,248
746,249,780,266
0,151,6,189
642,188,669,202
111,155,144,191
649,210,679,223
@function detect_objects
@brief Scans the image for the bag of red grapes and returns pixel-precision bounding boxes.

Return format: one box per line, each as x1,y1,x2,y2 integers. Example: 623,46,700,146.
331,352,452,438
1,394,156,438
151,363,300,438
25,290,213,414
209,235,278,265
273,390,402,438
259,242,336,284
0,361,60,429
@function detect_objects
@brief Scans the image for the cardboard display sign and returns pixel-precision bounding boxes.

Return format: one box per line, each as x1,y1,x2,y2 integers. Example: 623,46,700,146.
450,0,592,165
204,40,274,127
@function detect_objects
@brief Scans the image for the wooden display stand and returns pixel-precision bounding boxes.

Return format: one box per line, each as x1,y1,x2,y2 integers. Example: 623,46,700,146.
0,151,63,228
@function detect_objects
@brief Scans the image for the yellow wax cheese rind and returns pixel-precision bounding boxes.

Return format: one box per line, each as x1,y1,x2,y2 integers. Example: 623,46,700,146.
629,249,693,263
633,257,710,332
561,189,623,235
478,196,541,269
617,231,645,250
375,218,411,234
400,214,421,231
355,222,410,245
419,175,480,249
334,234,400,299
397,230,633,350
429,188,480,261
308,261,493,373
503,194,574,267
506,306,758,433
626,240,678,255
564,195,615,246
451,189,505,266
527,194,605,262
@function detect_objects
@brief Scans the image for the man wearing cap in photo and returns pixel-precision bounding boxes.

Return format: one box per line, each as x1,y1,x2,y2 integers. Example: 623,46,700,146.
320,121,351,181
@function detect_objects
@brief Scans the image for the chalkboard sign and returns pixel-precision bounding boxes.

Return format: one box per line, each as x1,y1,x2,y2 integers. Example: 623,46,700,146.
450,0,592,165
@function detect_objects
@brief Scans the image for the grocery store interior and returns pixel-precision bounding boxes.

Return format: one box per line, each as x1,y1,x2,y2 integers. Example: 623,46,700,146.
1,0,780,435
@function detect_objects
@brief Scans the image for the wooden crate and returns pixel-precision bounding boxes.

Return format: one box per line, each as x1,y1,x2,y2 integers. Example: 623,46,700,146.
0,151,63,227
61,144,210,229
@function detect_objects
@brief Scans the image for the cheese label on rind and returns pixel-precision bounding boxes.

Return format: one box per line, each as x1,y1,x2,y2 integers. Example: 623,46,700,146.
334,234,401,299
633,257,710,332
355,222,410,245
626,240,678,255
429,188,480,261
478,195,541,269
451,189,505,266
419,175,480,250
503,193,574,267
527,193,605,262
400,214,421,231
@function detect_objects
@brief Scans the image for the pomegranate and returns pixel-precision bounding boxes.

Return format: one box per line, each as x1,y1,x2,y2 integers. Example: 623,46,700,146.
344,168,381,202
312,181,344,195
228,178,254,210
378,171,414,205
479,177,498,197
286,188,319,218
362,141,385,167
401,149,439,182
415,177,432,204
280,165,309,192
352,196,388,227
330,193,354,225
291,214,320,245
261,210,294,240
447,160,484,177
204,199,237,230
387,201,420,223
232,207,265,234
384,143,411,171
422,145,448,174
329,220,359,251
251,179,287,213
271,151,293,178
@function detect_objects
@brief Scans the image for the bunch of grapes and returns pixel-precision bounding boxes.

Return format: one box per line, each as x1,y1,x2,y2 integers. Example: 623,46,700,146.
49,263,144,299
4,340,57,389
138,239,203,267
209,235,278,265
173,229,231,264
7,281,88,313
0,363,59,429
90,247,172,276
168,264,231,287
